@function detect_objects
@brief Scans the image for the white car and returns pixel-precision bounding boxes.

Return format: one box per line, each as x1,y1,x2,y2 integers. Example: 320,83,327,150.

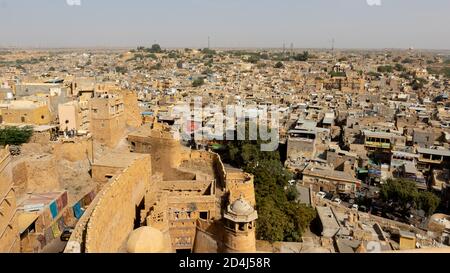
351,204,359,210
333,198,342,205
316,192,326,199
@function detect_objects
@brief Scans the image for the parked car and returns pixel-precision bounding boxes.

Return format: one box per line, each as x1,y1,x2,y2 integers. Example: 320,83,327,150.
316,191,326,199
60,228,74,242
332,198,342,205
351,204,359,210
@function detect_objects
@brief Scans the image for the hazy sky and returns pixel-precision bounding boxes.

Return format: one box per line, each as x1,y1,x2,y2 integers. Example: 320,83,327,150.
0,0,449,49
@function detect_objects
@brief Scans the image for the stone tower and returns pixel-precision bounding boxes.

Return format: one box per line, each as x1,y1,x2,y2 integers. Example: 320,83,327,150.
223,196,258,253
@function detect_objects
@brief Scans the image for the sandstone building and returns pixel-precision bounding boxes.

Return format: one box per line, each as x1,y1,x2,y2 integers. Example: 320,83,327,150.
89,93,126,148
65,124,258,253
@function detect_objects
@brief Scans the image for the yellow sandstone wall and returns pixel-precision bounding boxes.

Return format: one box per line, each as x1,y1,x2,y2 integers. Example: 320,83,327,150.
52,138,93,162
12,156,61,196
84,154,152,253
0,146,20,253
2,105,51,125
122,90,142,128
223,230,257,253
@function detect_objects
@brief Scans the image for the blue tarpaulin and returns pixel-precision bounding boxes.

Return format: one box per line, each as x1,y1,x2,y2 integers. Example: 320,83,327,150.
73,202,84,219
49,201,58,219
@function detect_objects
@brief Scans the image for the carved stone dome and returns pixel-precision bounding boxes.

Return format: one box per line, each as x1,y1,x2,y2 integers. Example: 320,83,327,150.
230,197,254,215
126,226,164,253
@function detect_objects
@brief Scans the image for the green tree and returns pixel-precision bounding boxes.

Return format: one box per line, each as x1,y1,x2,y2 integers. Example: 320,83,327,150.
150,44,162,53
202,48,216,55
146,53,157,59
192,77,205,87
394,63,406,71
293,51,309,62
167,51,178,59
402,58,413,64
0,126,33,146
247,55,260,64
418,191,440,216
377,65,393,73
380,179,441,215
219,123,316,242
151,63,162,70
115,66,127,74
274,61,284,69
380,179,418,209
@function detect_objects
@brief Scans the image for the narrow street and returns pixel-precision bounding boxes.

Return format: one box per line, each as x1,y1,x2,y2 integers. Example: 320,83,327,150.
41,239,67,253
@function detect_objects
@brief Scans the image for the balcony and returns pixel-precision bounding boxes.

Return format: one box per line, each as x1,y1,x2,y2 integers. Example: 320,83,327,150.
365,141,391,149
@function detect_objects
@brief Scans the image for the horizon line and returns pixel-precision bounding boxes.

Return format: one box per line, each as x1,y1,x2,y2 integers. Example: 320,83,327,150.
1,46,449,52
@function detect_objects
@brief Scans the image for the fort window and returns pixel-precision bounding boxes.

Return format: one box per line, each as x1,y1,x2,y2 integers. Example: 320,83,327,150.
238,223,246,231
41,115,45,119
21,116,25,122
65,120,69,124
199,211,208,220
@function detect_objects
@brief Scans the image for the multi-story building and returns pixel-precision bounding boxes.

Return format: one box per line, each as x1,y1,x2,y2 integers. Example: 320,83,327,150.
301,163,362,196
89,94,126,147
58,100,90,133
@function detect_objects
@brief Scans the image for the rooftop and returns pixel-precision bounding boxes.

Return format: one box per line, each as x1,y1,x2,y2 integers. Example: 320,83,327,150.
417,147,450,157
93,152,147,168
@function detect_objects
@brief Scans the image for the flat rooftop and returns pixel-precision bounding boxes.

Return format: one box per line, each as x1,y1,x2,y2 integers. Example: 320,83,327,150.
303,164,361,183
417,147,450,157
93,152,147,168
363,130,394,139
317,206,340,238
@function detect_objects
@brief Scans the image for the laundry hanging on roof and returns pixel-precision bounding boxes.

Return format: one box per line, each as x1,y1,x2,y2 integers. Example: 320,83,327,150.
73,202,84,219
51,223,61,238
49,201,58,219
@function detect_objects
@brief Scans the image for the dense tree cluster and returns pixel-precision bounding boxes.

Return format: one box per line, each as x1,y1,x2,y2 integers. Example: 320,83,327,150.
293,51,309,62
380,179,440,216
377,65,394,73
136,44,163,54
219,131,316,242
0,126,33,146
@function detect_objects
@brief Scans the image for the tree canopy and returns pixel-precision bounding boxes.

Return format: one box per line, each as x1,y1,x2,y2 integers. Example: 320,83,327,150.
293,51,309,62
0,126,33,146
218,125,316,242
274,61,284,69
380,179,440,216
192,77,205,87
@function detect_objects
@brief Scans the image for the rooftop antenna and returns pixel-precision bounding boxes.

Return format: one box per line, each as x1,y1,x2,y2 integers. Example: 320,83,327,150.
208,36,210,49
332,38,335,56
283,42,286,56
290,42,294,56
